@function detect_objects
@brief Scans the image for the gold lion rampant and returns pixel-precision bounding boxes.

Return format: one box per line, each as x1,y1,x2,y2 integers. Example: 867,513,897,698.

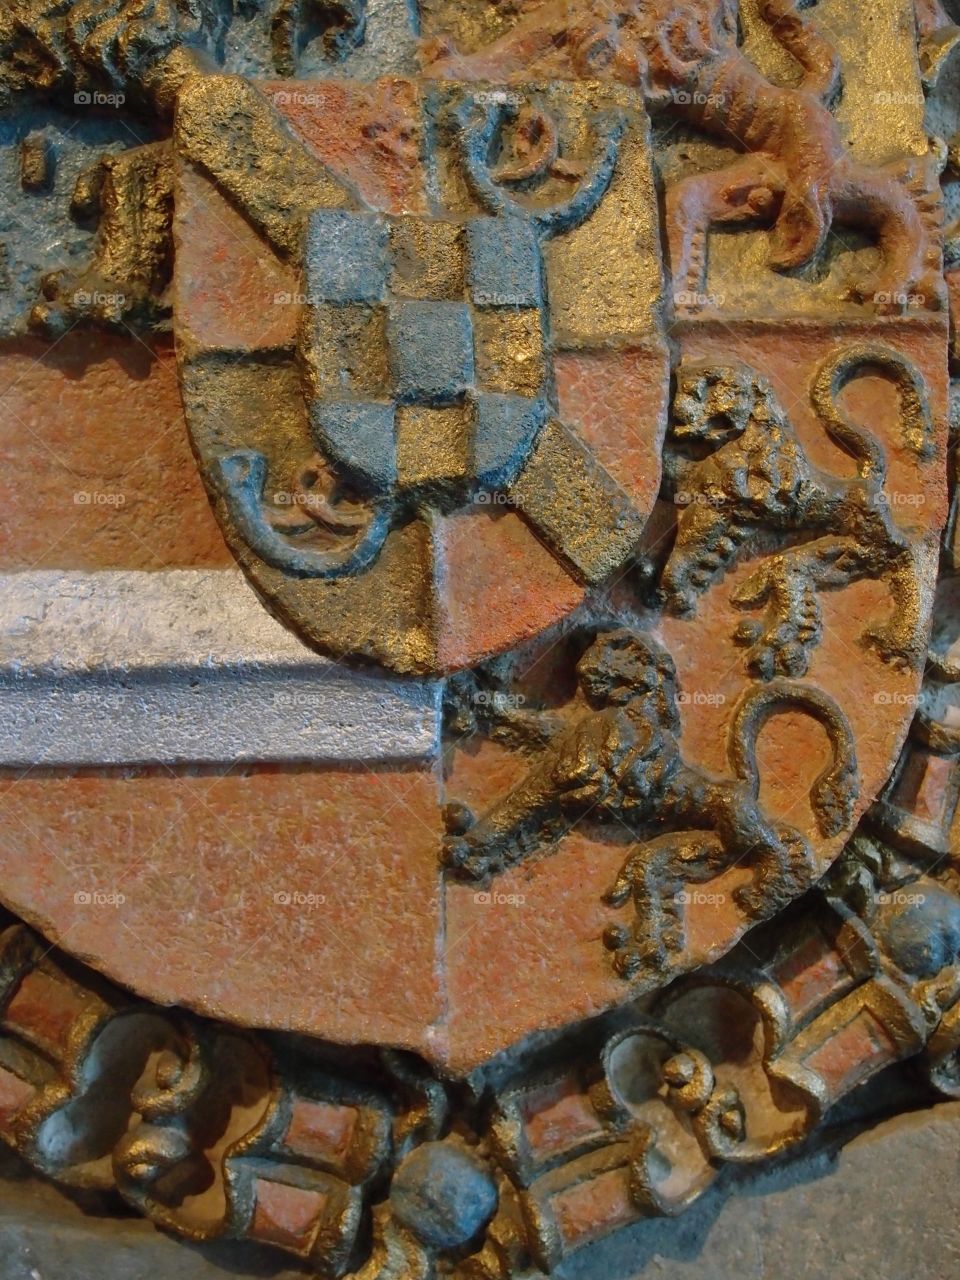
443,628,858,979
660,344,935,678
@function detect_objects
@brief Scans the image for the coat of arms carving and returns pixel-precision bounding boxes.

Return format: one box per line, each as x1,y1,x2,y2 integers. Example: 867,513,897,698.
0,0,958,1276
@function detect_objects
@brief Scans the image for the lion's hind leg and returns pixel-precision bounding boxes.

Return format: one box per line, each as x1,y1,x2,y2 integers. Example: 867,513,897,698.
730,548,826,678
603,832,728,980
731,536,927,677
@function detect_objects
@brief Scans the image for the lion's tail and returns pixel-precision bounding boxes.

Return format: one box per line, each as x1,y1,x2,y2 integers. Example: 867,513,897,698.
758,0,841,102
810,344,934,488
728,679,859,837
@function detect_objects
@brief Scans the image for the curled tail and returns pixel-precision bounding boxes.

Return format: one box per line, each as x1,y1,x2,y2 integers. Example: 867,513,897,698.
727,679,858,837
759,0,840,102
810,344,934,486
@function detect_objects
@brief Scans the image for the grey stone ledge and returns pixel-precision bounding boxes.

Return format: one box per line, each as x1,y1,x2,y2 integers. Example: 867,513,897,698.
0,570,440,767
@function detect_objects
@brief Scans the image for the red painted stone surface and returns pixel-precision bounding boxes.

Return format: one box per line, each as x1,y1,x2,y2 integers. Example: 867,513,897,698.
895,749,959,825
0,1068,35,1125
0,767,446,1054
174,166,300,353
0,313,947,1073
251,1178,327,1253
0,335,232,569
523,1084,604,1159
553,1167,637,1250
801,1008,896,1097
4,970,85,1056
283,1100,358,1164
432,508,584,672
772,930,851,1023
554,342,670,508
262,78,429,216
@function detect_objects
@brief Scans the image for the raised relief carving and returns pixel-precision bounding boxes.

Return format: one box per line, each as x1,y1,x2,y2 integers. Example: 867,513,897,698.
423,0,945,311
2,854,960,1278
0,0,955,1276
660,345,934,676
443,627,857,977
2,0,219,335
169,73,664,671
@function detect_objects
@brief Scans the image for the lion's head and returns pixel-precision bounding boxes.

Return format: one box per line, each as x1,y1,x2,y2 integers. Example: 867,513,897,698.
670,362,780,448
577,629,681,727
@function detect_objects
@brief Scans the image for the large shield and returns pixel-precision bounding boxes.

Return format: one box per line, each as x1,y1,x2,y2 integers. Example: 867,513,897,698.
0,0,958,1268
153,71,949,1073
0,59,944,1073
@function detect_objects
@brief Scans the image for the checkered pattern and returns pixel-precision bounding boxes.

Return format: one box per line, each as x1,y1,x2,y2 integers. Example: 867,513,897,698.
302,211,548,498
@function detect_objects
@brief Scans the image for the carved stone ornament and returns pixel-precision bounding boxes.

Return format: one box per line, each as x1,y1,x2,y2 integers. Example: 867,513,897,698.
0,0,959,1275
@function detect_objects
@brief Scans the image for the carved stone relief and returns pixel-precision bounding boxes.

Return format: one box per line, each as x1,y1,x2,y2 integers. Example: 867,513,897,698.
0,0,958,1276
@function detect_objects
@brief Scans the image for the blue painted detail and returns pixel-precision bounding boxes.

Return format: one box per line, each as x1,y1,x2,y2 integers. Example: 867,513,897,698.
876,885,960,978
466,215,542,308
472,393,548,491
390,1141,498,1251
457,101,627,236
214,450,390,578
304,211,389,304
310,401,397,494
388,300,475,404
